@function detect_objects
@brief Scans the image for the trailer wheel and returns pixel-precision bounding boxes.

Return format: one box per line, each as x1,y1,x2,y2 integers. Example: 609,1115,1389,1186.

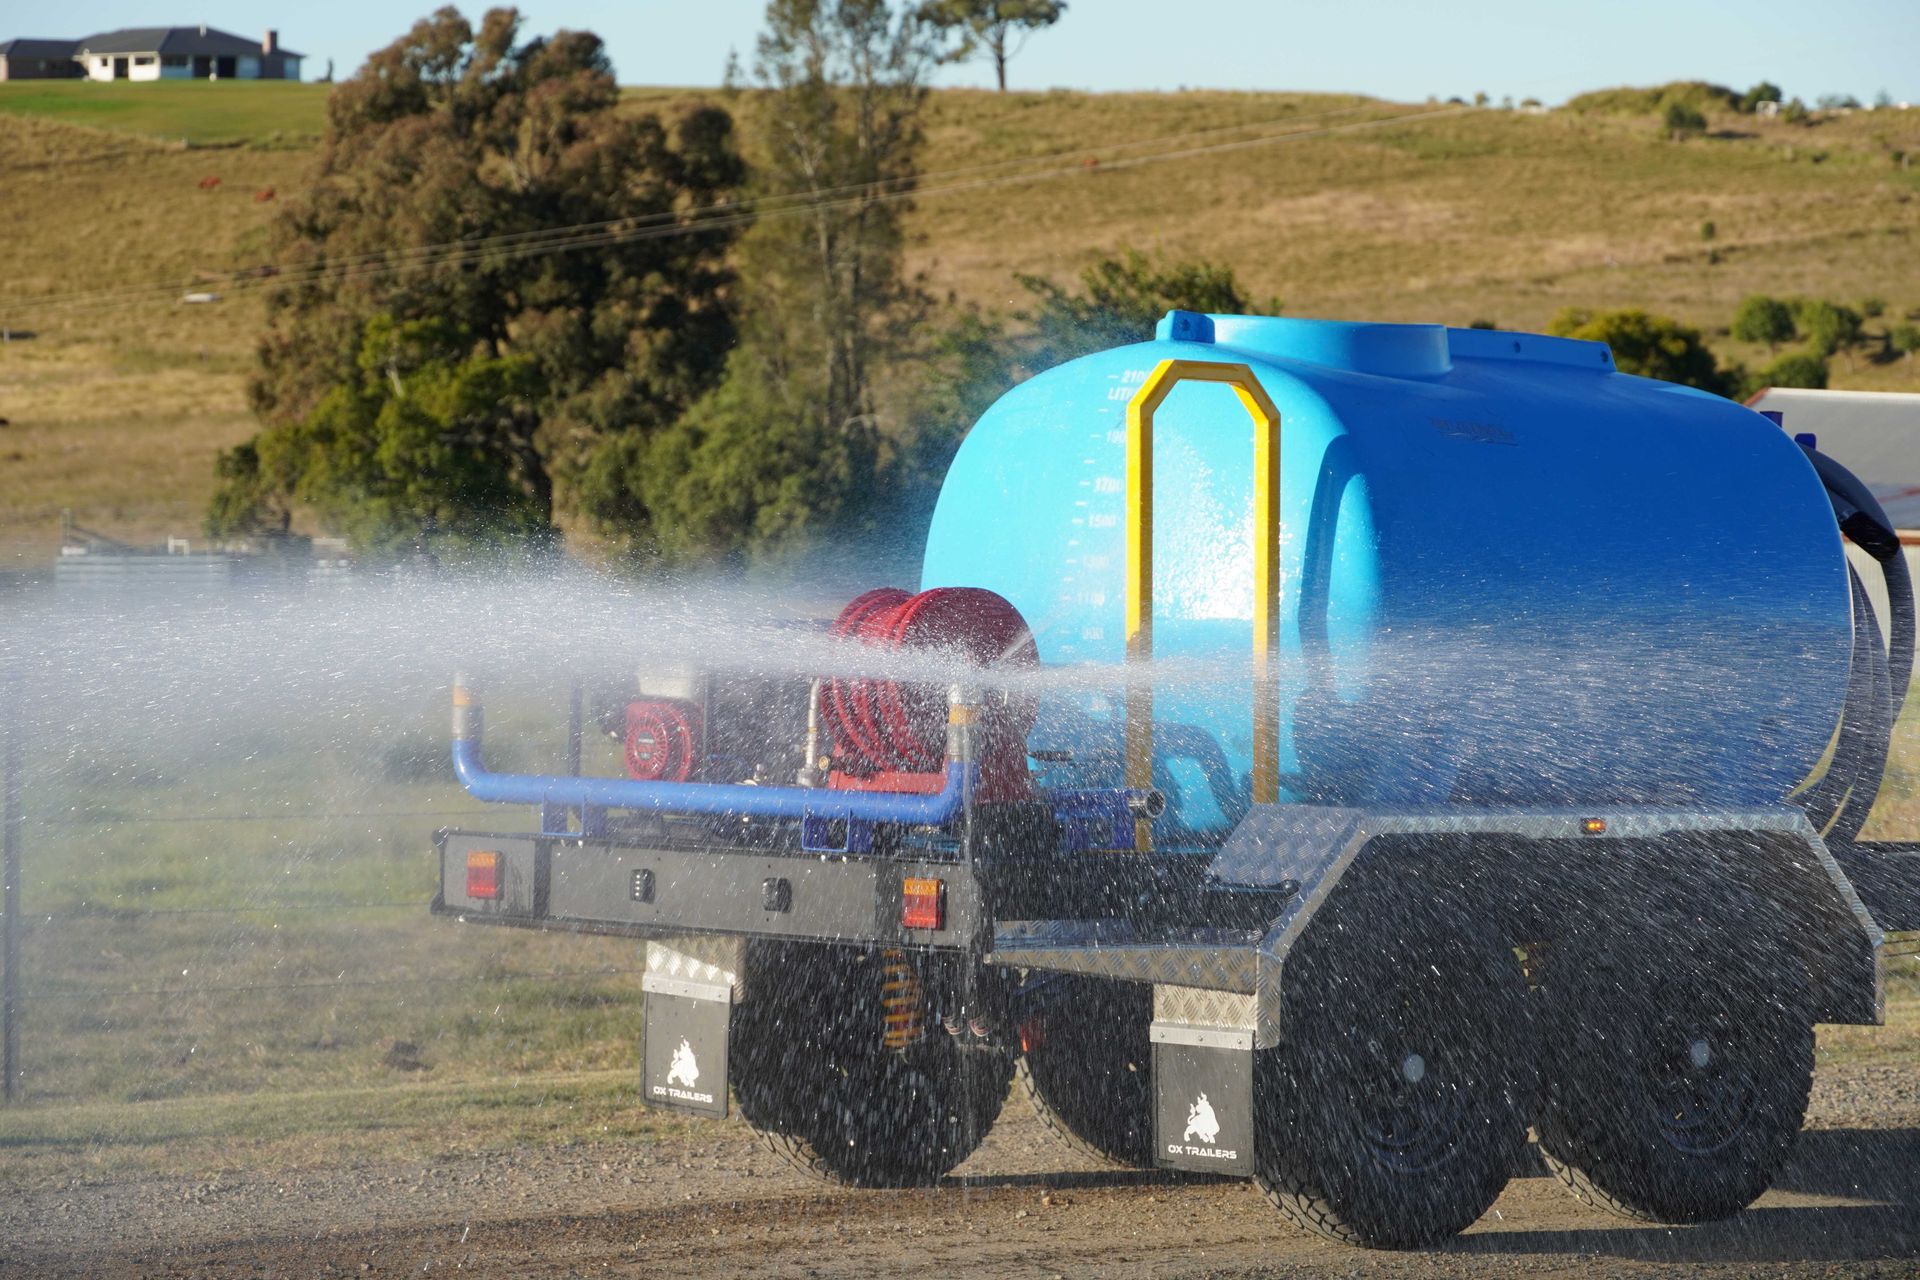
1534,890,1814,1223
1254,895,1534,1249
731,943,1014,1189
1017,975,1155,1167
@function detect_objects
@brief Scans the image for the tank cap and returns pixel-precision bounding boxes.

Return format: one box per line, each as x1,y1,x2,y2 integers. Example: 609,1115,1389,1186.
1156,310,1216,344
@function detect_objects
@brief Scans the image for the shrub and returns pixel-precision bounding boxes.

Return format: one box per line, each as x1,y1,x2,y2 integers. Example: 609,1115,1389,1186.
1663,100,1708,140
1565,81,1737,116
1547,307,1733,395
1730,295,1796,350
1758,352,1829,389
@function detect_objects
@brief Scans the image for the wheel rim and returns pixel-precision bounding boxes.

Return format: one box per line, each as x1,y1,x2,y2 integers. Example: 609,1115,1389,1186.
1349,1037,1469,1175
1645,1011,1758,1157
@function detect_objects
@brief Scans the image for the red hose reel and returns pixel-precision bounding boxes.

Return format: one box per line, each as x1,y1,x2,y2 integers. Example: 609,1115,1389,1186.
825,586,1038,800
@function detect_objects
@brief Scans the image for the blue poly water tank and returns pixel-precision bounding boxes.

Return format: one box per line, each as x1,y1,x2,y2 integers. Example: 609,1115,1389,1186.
921,315,1852,839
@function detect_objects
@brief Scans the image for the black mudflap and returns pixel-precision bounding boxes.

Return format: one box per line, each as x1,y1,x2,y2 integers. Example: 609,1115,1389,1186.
1151,1024,1253,1174
640,974,731,1117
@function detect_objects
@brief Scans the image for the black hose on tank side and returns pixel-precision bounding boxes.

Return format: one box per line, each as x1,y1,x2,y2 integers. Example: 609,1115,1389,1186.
1801,444,1915,714
1795,443,1916,843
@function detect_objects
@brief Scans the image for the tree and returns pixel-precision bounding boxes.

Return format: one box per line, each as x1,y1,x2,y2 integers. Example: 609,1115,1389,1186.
1548,307,1733,395
919,0,1065,92
1018,248,1281,371
897,251,1280,501
594,0,943,566
1782,97,1811,124
1890,322,1920,366
1757,352,1829,389
214,8,746,557
1730,294,1796,351
1739,80,1782,113
235,315,553,558
1663,99,1707,141
1795,299,1864,367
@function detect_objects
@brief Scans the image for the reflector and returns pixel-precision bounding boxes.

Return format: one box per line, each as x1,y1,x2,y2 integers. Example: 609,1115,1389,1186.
901,876,944,930
467,849,502,899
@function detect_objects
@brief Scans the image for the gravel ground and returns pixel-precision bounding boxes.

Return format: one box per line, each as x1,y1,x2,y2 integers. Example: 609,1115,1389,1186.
2,1057,1916,1279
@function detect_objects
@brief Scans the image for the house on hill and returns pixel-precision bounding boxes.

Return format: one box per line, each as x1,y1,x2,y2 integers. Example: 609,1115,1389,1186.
0,38,84,80
0,27,301,81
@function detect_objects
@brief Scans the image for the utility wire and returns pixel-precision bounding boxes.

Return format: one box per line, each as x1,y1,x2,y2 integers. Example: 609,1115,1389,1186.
0,99,1388,312
25,100,1397,314
2,104,1473,319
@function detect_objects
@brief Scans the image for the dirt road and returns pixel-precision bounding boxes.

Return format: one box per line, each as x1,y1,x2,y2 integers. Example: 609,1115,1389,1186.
4,1057,1917,1279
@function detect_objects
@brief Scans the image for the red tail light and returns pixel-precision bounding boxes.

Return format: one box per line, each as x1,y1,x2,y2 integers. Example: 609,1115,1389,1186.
901,876,944,931
466,850,502,899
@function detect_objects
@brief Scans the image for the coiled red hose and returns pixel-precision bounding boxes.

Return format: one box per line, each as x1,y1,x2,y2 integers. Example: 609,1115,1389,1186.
825,587,1038,779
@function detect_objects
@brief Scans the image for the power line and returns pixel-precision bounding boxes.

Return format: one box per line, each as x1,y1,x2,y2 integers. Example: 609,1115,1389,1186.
22,100,1399,315
1,103,1473,319
0,100,1388,313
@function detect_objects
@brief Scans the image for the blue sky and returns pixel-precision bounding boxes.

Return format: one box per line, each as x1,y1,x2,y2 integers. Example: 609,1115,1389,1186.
24,1,1917,104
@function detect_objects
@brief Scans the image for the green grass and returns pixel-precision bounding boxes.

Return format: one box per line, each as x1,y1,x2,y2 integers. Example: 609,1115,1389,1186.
0,80,330,146
0,1070,695,1188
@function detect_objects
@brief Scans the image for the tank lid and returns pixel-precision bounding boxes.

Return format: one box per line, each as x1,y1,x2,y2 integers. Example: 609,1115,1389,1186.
1206,315,1453,378
1155,310,1216,344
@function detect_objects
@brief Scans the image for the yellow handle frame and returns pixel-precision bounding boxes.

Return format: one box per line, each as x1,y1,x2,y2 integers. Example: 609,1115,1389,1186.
1124,359,1283,849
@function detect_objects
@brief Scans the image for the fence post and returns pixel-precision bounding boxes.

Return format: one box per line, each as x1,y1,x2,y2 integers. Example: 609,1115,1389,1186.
2,667,22,1103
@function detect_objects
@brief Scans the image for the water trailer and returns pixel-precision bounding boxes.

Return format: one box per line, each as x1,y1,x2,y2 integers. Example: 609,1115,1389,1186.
433,314,1918,1248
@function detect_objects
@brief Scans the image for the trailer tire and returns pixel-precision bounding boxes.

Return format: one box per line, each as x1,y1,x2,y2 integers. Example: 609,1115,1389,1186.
731,943,1014,1189
1534,889,1815,1224
1016,976,1156,1168
1253,893,1534,1249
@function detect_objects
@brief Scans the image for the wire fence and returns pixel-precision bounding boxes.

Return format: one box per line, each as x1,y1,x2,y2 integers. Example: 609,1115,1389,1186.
11,965,643,1004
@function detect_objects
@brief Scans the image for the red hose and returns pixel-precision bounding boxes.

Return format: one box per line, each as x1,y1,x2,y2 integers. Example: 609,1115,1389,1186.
824,587,1038,782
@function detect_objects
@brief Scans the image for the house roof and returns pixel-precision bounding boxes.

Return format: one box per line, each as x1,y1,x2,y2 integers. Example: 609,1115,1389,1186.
72,26,303,59
0,38,80,57
1746,388,1920,531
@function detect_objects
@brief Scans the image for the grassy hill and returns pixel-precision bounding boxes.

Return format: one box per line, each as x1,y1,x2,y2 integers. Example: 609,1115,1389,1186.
2,81,1919,564
0,78,331,146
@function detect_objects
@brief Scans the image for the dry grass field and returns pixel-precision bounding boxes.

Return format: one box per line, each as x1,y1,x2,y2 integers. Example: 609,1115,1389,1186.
2,84,1918,563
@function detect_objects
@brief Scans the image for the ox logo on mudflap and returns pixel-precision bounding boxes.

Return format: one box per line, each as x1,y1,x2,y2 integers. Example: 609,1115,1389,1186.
667,1038,700,1088
1184,1093,1221,1145
1153,1034,1252,1174
642,991,729,1118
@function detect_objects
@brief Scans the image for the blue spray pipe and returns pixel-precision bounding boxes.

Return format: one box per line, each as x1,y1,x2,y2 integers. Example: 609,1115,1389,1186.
450,674,979,825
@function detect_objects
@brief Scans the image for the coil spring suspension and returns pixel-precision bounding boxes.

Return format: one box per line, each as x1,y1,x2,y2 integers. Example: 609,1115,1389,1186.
879,948,925,1050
